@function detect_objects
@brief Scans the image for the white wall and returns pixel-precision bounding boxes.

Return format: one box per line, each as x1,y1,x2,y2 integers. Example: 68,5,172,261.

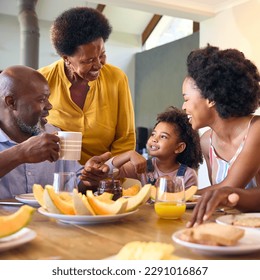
200,0,260,69
197,0,260,188
106,31,142,104
0,14,20,68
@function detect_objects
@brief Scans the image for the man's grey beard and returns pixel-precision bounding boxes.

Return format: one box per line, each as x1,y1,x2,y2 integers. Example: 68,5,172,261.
16,118,44,136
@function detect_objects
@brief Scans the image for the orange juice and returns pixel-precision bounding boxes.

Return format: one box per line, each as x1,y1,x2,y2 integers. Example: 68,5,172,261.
154,202,186,219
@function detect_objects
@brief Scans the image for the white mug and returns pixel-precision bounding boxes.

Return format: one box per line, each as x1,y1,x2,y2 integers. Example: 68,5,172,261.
58,131,82,160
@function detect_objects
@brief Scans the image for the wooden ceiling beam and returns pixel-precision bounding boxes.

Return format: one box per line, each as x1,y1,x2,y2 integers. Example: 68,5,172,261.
96,4,106,13
142,14,162,46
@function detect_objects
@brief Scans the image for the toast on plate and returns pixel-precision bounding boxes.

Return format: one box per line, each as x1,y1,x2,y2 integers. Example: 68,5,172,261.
179,222,245,246
232,216,260,228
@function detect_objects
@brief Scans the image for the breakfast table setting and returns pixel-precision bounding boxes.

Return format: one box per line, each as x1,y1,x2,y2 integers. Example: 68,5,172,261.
1,187,260,260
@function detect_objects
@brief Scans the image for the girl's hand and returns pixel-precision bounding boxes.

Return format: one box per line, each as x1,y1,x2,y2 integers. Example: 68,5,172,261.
129,151,147,174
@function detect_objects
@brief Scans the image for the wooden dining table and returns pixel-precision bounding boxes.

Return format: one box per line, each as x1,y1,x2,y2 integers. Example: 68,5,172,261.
1,200,260,260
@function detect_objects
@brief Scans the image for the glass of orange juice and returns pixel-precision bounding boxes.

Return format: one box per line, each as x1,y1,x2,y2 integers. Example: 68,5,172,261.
154,176,186,219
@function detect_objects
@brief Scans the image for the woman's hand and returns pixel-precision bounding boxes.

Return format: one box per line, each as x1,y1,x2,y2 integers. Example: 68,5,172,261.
186,187,240,227
80,152,112,187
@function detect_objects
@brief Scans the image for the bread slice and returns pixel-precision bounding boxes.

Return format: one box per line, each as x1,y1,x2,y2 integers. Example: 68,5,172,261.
232,216,260,228
180,223,245,246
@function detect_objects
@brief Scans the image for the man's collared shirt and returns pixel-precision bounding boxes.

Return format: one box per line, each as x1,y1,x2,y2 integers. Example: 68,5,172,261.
0,124,82,199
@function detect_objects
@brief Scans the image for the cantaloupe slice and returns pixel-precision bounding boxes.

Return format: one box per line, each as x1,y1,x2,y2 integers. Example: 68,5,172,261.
123,184,152,212
43,185,75,215
33,184,74,207
87,190,114,204
32,184,45,208
0,205,35,238
96,192,113,201
184,185,198,201
150,185,198,201
73,189,95,215
123,184,141,196
87,195,127,215
58,192,73,202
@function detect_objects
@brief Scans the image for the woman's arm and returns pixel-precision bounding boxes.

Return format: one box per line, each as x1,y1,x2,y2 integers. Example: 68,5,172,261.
187,187,260,227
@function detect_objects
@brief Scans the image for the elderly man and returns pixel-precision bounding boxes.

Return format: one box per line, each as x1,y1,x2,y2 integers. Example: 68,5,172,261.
0,65,110,199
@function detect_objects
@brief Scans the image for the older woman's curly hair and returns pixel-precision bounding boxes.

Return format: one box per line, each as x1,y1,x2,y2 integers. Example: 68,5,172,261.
155,106,203,169
51,7,112,56
187,45,260,118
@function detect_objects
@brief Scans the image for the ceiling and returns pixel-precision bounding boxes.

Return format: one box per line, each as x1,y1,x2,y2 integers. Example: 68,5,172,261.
0,0,250,43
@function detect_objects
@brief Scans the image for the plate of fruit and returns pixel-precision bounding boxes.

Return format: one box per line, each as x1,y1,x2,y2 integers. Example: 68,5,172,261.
33,183,151,224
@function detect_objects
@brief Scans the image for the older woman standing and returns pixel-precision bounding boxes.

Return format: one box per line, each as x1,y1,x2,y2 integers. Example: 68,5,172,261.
182,45,260,226
38,7,135,164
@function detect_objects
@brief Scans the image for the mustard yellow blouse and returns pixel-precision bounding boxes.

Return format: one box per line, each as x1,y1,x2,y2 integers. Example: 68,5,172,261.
38,59,136,164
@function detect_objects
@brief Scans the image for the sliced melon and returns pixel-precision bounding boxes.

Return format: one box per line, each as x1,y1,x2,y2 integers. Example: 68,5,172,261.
123,184,151,212
32,184,45,208
150,185,198,201
87,190,114,204
73,189,95,215
59,192,73,203
96,192,114,201
0,205,35,238
43,185,75,215
123,184,141,196
86,190,94,197
140,184,152,205
88,195,127,215
185,185,198,201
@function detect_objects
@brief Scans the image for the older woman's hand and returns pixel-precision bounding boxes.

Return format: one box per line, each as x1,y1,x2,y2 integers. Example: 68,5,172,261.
80,152,112,187
186,187,240,227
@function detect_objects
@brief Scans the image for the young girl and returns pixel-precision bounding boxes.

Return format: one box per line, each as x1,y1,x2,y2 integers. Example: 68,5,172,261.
106,106,203,189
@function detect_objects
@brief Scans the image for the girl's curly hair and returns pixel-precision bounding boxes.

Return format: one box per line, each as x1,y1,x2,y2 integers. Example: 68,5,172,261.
155,106,203,169
187,44,260,118
51,7,112,56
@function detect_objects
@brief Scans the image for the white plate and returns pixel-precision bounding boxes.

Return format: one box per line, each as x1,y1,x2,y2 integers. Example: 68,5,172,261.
172,228,260,256
186,195,201,209
216,213,260,229
38,207,139,224
0,228,36,252
15,193,40,207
